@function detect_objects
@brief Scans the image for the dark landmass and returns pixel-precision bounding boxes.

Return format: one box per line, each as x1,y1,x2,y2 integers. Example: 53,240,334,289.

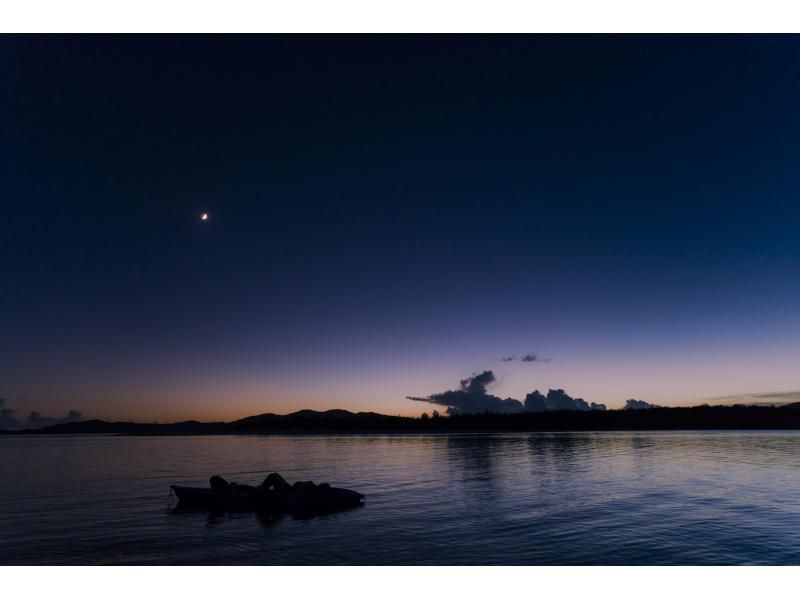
5,404,800,435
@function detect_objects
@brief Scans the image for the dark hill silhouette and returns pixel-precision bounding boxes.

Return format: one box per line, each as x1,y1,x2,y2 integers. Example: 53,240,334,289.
5,419,230,435
5,404,800,435
234,409,390,424
232,409,396,433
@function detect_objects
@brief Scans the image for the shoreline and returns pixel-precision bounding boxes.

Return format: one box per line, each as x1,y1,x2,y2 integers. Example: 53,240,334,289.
4,403,800,435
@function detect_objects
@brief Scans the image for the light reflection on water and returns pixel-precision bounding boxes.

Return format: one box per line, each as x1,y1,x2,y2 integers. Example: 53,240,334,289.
2,431,800,564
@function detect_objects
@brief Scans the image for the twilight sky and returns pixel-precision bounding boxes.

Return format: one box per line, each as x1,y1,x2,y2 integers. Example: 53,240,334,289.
2,35,800,423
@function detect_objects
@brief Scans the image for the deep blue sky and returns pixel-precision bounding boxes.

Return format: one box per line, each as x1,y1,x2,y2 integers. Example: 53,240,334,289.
2,35,800,422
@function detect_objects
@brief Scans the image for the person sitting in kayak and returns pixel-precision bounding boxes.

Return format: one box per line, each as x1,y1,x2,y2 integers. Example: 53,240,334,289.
260,472,291,491
260,473,330,491
210,475,231,492
210,475,251,492
210,472,332,495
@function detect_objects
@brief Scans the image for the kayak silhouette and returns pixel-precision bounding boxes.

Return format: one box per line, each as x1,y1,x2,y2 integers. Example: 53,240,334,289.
170,473,365,513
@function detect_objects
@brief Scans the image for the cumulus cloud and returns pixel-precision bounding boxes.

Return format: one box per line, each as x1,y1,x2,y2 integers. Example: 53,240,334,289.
459,370,495,394
623,399,660,410
0,408,17,429
524,389,607,412
0,406,85,430
407,370,524,415
524,390,547,411
499,353,551,363
28,410,84,426
407,371,606,414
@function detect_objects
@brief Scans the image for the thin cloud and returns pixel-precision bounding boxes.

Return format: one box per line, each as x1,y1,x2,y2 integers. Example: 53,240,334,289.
521,353,550,362
694,390,800,406
745,391,800,401
499,353,551,363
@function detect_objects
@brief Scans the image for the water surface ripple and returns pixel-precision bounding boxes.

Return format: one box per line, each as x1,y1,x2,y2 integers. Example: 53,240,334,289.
2,432,800,564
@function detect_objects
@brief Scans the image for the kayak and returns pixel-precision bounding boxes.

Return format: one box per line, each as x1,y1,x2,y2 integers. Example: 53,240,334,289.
170,484,365,512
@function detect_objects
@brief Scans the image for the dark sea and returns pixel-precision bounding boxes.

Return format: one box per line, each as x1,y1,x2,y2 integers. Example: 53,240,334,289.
2,432,800,565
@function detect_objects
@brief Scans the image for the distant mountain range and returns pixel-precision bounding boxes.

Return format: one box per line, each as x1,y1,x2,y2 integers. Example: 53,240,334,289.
5,403,800,434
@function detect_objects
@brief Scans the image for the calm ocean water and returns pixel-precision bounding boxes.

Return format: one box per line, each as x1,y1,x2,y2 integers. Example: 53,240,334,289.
2,432,800,565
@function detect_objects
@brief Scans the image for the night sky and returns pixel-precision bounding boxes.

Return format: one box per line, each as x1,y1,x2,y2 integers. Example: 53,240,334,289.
2,35,800,424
